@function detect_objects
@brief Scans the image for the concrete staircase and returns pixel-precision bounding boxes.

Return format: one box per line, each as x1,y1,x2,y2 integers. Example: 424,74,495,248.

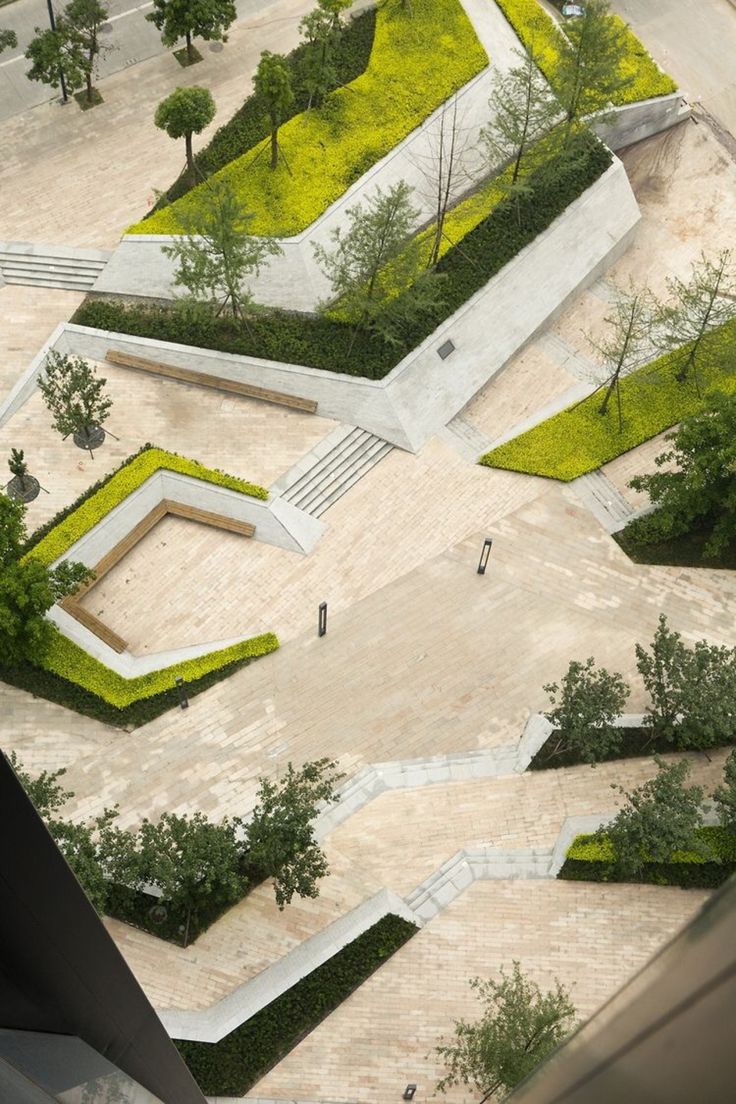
572,469,636,533
274,425,393,518
443,413,494,460
0,241,112,291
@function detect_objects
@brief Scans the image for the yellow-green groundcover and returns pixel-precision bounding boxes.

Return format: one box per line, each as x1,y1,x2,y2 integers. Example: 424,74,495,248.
495,0,676,106
23,447,274,707
129,0,488,237
482,321,736,481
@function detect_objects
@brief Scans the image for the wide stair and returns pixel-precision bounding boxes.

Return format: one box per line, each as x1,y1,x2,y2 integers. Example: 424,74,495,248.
0,241,112,291
572,469,636,533
274,425,393,518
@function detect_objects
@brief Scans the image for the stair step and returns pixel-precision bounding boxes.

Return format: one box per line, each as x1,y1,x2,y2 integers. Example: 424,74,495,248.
280,429,392,517
282,429,370,507
0,272,97,290
286,433,378,513
310,441,392,517
0,254,107,270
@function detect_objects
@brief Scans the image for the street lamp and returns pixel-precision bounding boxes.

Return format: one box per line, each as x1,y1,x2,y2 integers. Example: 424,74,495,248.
46,0,69,104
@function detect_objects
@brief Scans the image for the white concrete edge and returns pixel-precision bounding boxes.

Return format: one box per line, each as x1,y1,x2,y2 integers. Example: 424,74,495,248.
0,240,113,262
160,887,417,1043
0,321,65,427
549,813,615,876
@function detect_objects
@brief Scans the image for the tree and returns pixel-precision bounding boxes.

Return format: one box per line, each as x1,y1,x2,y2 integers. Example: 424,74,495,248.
299,0,352,108
313,180,445,350
26,19,87,99
0,29,18,54
162,177,282,329
124,811,247,946
713,750,736,833
8,751,73,818
583,286,653,430
635,615,689,744
0,495,91,665
243,758,344,909
253,51,294,170
628,392,736,557
554,0,631,141
418,95,475,268
63,0,109,104
147,0,236,65
155,85,215,178
7,448,34,497
543,657,629,764
436,963,576,1102
481,47,558,188
600,757,708,877
38,351,112,449
652,250,736,392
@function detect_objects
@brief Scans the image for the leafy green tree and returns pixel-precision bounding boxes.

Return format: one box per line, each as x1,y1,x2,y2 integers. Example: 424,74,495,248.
0,29,18,54
38,351,112,448
155,85,215,178
7,751,73,817
124,811,247,946
313,180,445,350
147,0,236,65
652,250,736,391
0,495,91,665
162,177,282,329
600,757,708,877
585,286,653,430
543,657,629,764
555,0,631,140
481,47,558,187
65,0,109,103
713,750,736,832
635,615,689,743
26,19,87,99
253,50,294,170
244,758,344,910
628,392,736,557
299,0,352,108
435,963,576,1102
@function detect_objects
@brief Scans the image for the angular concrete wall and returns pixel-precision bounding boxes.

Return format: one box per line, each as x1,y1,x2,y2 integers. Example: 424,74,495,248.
592,92,690,151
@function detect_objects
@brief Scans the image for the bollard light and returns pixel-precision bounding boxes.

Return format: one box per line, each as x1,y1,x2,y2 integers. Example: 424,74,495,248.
318,601,328,637
402,1086,417,1101
175,676,189,710
477,537,493,575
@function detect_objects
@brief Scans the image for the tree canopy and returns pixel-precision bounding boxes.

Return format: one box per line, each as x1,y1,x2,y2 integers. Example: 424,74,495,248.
147,0,237,63
543,657,629,764
155,85,216,175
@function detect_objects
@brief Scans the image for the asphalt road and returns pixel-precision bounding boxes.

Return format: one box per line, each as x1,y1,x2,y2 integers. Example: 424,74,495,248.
612,0,736,137
0,0,275,121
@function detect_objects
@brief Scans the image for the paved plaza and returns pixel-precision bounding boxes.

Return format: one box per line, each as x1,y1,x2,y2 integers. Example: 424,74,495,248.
2,0,736,1099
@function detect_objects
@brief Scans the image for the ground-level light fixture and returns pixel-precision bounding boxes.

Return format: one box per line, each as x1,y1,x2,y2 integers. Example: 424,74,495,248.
402,1086,417,1101
477,537,493,575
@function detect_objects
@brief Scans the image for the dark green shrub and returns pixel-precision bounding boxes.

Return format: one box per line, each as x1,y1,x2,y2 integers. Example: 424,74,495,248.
529,726,736,770
177,913,418,1095
558,826,736,889
73,131,612,380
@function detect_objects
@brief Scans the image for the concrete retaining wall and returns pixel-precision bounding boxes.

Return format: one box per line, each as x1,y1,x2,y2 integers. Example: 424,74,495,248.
592,92,690,151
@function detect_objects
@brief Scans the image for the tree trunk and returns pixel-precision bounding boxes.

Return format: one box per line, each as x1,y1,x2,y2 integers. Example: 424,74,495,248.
85,69,92,103
185,131,194,175
270,113,279,170
186,28,193,63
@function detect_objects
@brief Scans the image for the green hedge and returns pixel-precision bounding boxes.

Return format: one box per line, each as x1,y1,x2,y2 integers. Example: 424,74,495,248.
481,318,736,480
529,725,736,770
131,0,487,236
0,649,264,729
75,130,612,380
496,0,676,105
615,511,736,571
148,8,377,213
177,913,418,1095
558,826,736,889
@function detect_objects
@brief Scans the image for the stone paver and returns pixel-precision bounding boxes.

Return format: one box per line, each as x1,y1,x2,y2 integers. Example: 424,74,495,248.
252,878,708,1103
0,284,84,399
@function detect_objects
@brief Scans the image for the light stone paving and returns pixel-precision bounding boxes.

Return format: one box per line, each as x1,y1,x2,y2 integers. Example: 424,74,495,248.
0,284,85,399
250,878,709,1103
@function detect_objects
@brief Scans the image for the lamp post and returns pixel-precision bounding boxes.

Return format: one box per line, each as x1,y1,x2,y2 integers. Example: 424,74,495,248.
46,0,69,104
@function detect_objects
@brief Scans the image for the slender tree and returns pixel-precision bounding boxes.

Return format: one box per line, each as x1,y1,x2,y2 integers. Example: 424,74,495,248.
253,50,294,170
652,250,736,393
543,657,629,764
419,95,477,268
628,392,736,557
713,750,736,833
635,615,689,744
585,286,653,430
600,756,708,877
436,964,576,1103
65,0,109,104
38,351,113,449
313,180,445,349
26,19,87,99
154,85,215,178
162,177,282,330
481,47,559,187
554,0,631,141
299,0,352,108
147,0,237,65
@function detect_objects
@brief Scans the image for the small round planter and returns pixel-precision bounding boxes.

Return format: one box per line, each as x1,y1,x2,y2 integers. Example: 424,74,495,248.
73,425,106,452
6,475,40,503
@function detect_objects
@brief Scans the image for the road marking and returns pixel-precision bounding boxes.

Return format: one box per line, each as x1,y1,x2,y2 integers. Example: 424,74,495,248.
0,2,154,68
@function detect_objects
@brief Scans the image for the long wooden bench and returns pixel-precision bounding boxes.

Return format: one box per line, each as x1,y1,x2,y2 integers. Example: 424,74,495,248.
162,500,256,537
60,598,129,654
106,349,318,414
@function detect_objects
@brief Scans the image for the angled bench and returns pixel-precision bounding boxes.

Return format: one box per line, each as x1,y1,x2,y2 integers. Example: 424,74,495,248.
105,349,318,414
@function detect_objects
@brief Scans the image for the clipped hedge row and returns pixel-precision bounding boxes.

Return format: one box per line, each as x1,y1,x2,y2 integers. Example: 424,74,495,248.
75,130,612,380
0,648,264,729
558,826,736,889
496,0,676,106
615,510,736,571
529,725,736,771
149,7,377,212
481,318,736,480
24,444,268,568
130,0,487,237
177,913,418,1095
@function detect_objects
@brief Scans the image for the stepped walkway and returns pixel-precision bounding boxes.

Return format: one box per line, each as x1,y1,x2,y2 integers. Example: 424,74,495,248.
0,241,111,291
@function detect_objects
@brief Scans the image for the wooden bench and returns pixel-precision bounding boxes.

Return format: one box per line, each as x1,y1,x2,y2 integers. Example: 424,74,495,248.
106,349,318,414
60,598,129,654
